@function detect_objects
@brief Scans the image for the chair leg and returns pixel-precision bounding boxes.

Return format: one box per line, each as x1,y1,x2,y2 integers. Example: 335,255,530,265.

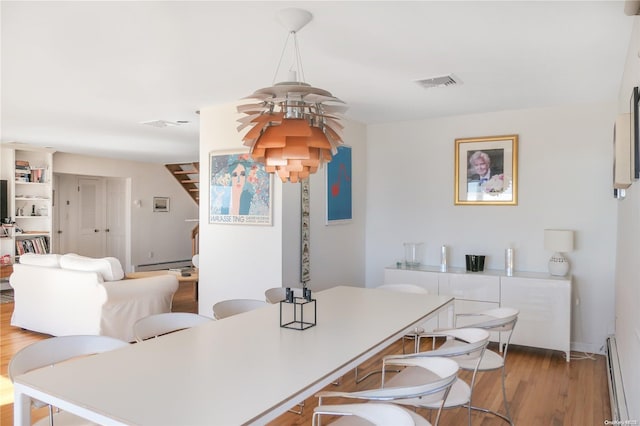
288,401,305,415
500,365,514,425
463,367,513,425
462,360,514,425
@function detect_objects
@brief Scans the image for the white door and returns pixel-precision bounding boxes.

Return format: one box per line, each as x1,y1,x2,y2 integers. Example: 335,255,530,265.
105,178,126,267
77,177,105,258
55,174,78,254
55,174,127,264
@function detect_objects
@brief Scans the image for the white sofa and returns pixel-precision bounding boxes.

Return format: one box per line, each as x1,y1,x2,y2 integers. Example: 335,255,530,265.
10,253,179,342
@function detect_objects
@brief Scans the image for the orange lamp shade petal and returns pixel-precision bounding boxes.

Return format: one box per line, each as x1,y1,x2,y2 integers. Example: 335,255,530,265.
306,128,332,149
284,160,305,172
267,118,312,137
253,127,287,148
282,137,312,159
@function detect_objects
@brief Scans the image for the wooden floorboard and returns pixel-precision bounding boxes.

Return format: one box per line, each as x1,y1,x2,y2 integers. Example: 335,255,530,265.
1,283,610,425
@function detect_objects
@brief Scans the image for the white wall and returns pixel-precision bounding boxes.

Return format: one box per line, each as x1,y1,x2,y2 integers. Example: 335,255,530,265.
53,153,197,271
198,104,283,316
365,102,618,353
198,103,367,316
614,15,639,420
297,119,368,291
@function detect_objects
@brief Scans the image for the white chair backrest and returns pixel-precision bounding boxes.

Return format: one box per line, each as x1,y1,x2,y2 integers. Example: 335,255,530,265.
396,328,490,360
314,403,426,426
133,312,212,342
462,307,519,332
264,287,304,304
9,335,129,381
365,356,458,401
377,284,428,294
212,299,267,319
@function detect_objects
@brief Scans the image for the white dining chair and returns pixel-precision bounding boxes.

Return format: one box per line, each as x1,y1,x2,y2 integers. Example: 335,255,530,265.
212,298,267,319
315,356,459,426
382,328,490,426
355,283,430,384
133,312,212,342
447,307,519,425
264,286,304,304
313,403,431,426
9,335,129,426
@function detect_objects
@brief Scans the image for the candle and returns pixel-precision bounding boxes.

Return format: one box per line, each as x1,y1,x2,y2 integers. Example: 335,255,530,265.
440,245,448,272
505,248,514,276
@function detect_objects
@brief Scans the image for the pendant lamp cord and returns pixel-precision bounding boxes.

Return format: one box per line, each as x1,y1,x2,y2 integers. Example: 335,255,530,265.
272,31,306,86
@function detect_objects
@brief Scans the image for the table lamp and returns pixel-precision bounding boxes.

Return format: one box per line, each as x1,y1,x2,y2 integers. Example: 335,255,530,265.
544,229,574,276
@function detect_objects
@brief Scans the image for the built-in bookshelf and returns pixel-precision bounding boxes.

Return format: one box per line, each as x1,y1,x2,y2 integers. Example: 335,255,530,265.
0,144,54,271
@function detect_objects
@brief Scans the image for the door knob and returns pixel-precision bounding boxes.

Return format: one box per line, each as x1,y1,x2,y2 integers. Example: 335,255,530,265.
94,229,99,233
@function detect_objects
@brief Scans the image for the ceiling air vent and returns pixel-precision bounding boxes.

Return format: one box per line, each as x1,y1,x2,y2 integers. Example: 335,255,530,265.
415,74,462,89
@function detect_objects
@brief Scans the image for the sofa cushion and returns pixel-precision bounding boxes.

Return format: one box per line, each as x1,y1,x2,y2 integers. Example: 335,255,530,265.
60,254,124,282
19,253,62,268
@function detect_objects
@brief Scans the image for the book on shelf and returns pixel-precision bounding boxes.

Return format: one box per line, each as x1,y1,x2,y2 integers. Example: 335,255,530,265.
15,160,30,170
15,236,50,256
30,168,44,183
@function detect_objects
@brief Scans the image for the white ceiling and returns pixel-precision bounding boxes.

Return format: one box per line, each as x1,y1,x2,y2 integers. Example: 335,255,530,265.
1,1,635,163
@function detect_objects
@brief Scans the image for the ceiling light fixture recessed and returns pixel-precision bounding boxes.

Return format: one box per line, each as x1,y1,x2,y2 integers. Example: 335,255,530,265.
415,74,462,89
140,120,190,128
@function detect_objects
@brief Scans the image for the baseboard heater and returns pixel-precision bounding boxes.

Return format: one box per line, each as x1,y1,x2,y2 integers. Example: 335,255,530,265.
606,335,630,422
135,259,192,272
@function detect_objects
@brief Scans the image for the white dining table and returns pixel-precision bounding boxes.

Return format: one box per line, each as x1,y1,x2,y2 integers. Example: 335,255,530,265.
13,285,453,426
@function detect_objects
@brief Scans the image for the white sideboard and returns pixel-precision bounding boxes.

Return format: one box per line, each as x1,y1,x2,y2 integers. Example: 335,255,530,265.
384,265,572,361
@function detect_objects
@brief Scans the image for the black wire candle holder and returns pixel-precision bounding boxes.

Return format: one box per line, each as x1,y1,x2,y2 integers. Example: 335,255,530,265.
279,287,316,330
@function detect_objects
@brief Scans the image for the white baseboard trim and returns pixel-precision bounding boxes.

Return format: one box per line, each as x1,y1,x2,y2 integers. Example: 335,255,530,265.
571,341,604,355
135,259,191,272
606,335,630,422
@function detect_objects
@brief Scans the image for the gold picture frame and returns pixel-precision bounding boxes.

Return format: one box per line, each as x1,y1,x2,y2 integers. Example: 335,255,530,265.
455,134,518,205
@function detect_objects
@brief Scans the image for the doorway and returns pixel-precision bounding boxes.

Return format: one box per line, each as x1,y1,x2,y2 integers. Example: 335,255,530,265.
53,174,127,268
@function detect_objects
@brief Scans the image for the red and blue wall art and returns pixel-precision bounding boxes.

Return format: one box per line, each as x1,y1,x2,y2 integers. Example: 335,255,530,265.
326,145,352,223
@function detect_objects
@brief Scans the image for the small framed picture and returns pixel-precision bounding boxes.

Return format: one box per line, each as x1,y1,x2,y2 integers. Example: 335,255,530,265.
153,197,170,212
455,135,518,205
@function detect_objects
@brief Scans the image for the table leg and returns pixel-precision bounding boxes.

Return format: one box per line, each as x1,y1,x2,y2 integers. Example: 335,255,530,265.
14,385,32,426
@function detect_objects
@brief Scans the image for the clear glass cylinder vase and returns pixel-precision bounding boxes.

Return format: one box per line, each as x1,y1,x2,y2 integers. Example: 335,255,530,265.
403,242,423,268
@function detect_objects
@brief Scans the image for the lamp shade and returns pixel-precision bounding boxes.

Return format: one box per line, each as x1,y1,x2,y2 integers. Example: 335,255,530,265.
544,229,574,253
235,8,347,183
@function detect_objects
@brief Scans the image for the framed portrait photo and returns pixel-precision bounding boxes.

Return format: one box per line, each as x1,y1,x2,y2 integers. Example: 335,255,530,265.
455,134,518,206
209,150,272,225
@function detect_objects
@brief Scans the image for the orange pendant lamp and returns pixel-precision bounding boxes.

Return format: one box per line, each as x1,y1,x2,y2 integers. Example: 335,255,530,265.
236,8,347,183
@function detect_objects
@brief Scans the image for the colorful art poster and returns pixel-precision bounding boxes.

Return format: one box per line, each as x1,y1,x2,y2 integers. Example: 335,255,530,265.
209,151,272,225
326,145,352,223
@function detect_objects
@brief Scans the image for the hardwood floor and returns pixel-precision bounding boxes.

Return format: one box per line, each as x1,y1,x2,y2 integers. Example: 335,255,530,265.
1,283,611,425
